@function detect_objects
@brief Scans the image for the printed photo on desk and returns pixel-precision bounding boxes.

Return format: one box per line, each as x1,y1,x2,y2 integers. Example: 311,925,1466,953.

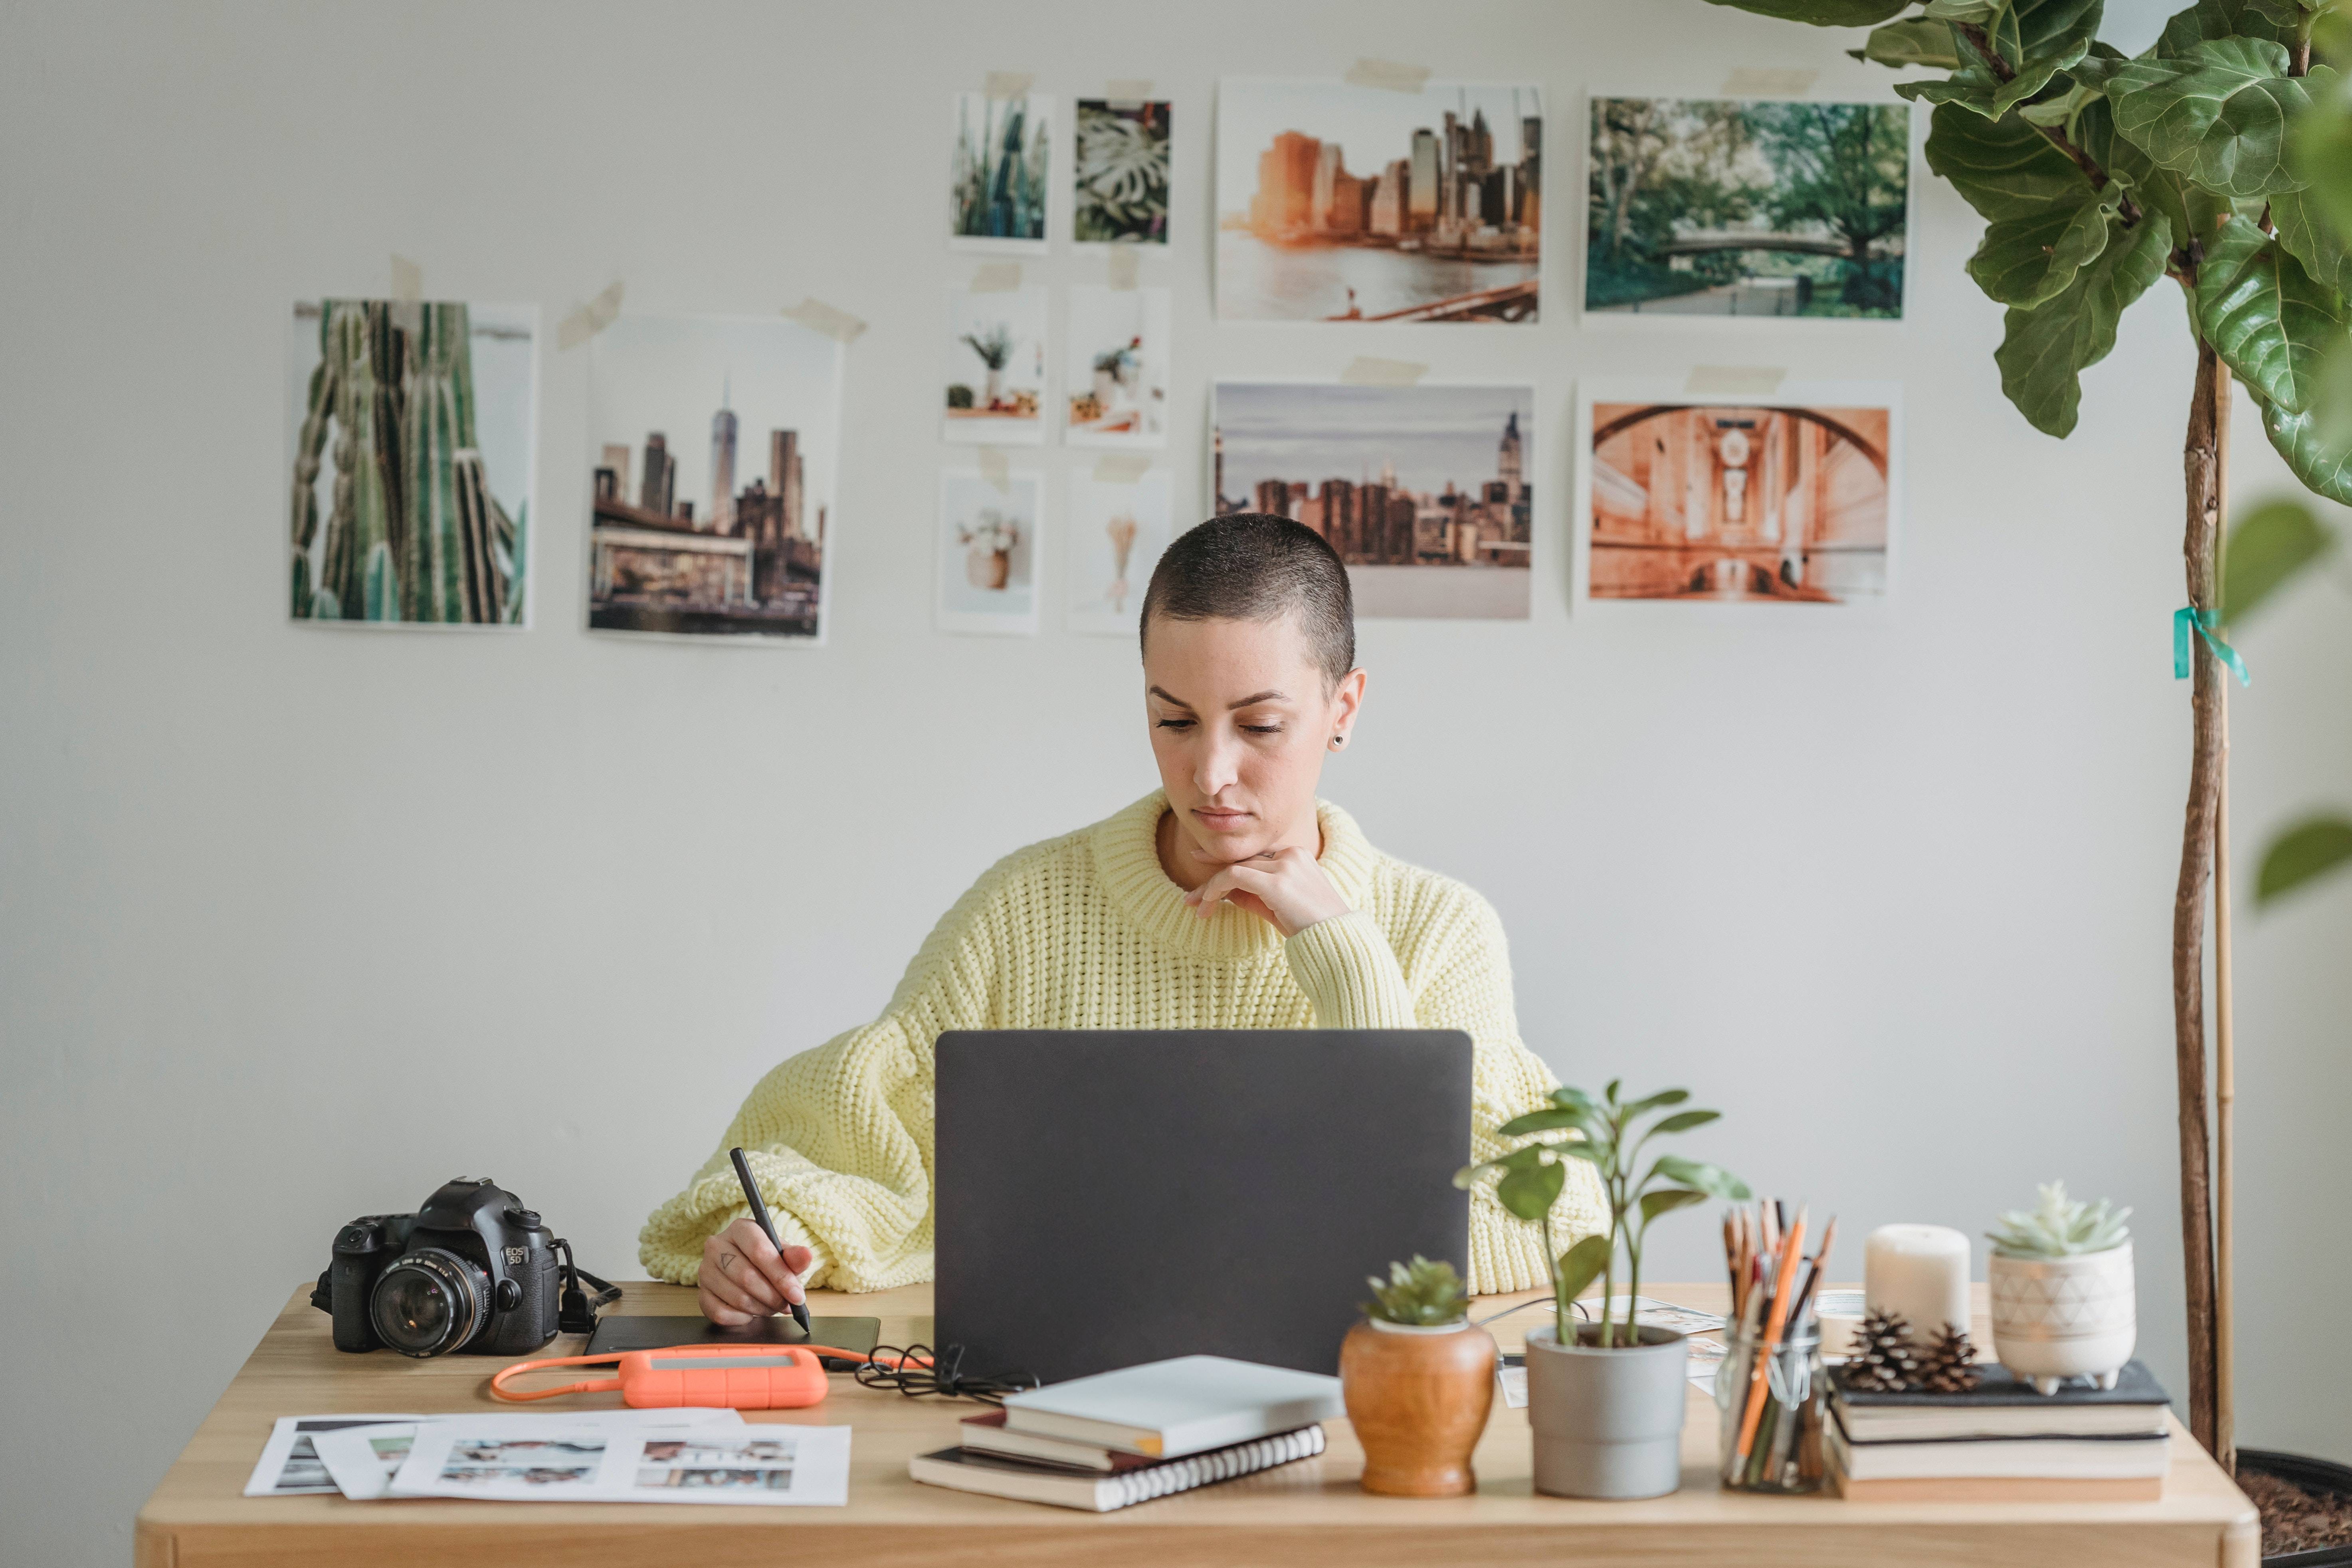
945,285,1047,445
1065,285,1169,448
1577,383,1900,606
1215,79,1542,323
952,91,1052,253
287,300,535,627
586,314,841,641
1075,97,1171,245
1067,467,1170,635
1585,96,1911,319
1214,380,1533,619
939,467,1042,635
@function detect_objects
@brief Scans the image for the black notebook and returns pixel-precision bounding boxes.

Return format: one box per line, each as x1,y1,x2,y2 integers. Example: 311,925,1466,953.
1832,1359,2171,1442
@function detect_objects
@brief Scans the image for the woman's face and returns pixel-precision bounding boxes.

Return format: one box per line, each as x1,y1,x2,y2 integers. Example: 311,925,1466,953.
1142,613,1365,868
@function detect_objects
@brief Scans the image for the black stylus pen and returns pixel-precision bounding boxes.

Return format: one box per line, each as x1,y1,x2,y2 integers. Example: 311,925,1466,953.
728,1146,812,1336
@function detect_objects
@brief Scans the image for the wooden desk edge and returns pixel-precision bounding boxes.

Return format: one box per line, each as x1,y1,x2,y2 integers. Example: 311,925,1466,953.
135,1281,2261,1568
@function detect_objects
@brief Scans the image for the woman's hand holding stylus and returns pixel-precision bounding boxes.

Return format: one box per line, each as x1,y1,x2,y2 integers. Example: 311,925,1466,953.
698,1217,812,1327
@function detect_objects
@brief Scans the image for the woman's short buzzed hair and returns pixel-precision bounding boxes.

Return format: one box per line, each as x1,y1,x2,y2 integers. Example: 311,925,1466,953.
1139,513,1356,687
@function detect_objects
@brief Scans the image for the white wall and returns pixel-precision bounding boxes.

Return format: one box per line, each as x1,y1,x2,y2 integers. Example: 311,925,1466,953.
4,2,2349,1560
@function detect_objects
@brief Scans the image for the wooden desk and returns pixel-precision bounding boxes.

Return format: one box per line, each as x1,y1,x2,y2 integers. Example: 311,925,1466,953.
137,1281,2257,1567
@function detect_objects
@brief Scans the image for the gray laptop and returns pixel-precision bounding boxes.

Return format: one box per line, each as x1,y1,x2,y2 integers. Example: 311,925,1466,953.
934,1029,1472,1385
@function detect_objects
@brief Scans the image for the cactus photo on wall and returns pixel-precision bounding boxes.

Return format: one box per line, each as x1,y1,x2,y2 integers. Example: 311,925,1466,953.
287,299,535,627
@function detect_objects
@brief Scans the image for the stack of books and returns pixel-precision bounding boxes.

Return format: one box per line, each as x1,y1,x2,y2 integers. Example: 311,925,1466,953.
909,1354,1342,1512
1827,1359,2174,1501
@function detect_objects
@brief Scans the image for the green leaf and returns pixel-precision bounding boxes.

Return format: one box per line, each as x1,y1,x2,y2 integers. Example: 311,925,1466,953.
1968,182,2121,305
2081,96,2231,247
1556,1139,1609,1164
1548,1085,1598,1114
1638,1188,1712,1225
1495,1157,1568,1224
2261,392,2352,504
1995,206,2174,435
1497,1107,1591,1138
2196,215,2350,414
1854,17,1964,67
1652,1154,1754,1200
1555,1235,1614,1311
2287,85,2352,240
2257,816,2352,905
1926,102,2097,222
2156,0,2302,58
1618,1088,1690,1118
2271,188,2352,300
2224,497,2335,624
1899,0,2104,119
2104,40,2332,199
1604,1079,1621,1103
1649,1109,1724,1134
1701,0,1917,21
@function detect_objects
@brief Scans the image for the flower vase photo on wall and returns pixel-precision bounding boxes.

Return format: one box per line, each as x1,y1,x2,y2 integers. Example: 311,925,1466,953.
1065,286,1168,448
1577,383,1901,606
944,285,1048,445
287,299,536,627
938,467,1041,635
951,91,1052,253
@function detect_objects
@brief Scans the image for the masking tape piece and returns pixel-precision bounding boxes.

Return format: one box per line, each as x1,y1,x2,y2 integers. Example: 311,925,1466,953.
986,71,1033,99
978,447,1011,492
1721,67,1817,97
1107,248,1140,290
1340,356,1428,387
557,279,626,351
390,255,422,304
1093,453,1153,483
1105,79,1153,109
969,261,1023,293
781,297,867,343
1685,365,1787,397
1344,59,1432,94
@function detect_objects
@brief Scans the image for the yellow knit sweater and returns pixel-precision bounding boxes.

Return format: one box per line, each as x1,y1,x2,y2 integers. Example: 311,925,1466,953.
639,791,1606,1295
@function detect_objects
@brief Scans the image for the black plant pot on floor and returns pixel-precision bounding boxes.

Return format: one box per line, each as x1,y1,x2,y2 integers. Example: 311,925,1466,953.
2242,1449,2352,1567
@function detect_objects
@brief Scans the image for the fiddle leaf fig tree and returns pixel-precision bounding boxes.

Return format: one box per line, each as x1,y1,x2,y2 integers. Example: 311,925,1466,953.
1702,0,2352,1460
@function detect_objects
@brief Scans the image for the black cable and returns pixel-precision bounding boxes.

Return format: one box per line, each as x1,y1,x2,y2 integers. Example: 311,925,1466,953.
852,1342,1039,1406
552,1239,622,1335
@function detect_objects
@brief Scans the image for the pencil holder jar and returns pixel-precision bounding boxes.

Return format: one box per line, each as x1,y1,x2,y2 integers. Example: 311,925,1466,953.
1715,1323,1826,1494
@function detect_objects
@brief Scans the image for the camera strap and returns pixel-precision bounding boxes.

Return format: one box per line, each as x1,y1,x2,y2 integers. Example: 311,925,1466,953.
553,1237,622,1335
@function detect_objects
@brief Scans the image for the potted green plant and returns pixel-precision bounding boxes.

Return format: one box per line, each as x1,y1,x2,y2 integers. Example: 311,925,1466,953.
1457,1082,1750,1499
1338,1256,1495,1497
1986,1182,2136,1395
959,322,1014,408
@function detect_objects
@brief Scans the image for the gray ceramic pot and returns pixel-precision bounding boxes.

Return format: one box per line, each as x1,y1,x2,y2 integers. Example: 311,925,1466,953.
1524,1322,1689,1499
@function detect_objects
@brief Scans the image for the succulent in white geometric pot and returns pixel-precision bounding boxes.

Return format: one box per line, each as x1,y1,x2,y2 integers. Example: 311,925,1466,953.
1986,1183,2136,1396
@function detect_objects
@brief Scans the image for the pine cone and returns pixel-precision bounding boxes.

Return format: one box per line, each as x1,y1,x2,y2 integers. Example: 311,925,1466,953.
1916,1323,1982,1394
1842,1309,1921,1392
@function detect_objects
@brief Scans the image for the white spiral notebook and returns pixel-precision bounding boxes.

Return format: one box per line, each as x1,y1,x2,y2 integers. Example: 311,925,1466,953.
908,1424,1328,1512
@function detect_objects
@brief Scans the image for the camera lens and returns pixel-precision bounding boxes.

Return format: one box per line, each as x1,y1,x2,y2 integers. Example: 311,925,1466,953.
370,1248,491,1357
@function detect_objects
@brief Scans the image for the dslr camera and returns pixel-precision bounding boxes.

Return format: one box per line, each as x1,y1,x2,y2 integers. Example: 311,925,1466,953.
312,1178,565,1357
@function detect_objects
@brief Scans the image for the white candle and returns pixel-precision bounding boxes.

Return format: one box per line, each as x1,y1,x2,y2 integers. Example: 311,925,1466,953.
1865,1224,1971,1344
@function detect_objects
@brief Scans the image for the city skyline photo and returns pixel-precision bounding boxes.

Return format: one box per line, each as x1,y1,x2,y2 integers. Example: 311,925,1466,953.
1216,78,1543,323
586,313,842,641
1214,380,1534,619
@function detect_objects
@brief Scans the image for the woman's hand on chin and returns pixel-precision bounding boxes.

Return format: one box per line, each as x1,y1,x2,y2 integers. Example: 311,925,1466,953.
1182,844,1350,938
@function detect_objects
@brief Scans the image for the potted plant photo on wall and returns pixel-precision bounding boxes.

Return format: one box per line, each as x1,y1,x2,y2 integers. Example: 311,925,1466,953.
944,285,1047,445
1456,1082,1749,1500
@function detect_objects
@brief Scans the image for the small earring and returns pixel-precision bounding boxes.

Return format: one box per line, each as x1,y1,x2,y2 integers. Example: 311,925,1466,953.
1331,735,1346,748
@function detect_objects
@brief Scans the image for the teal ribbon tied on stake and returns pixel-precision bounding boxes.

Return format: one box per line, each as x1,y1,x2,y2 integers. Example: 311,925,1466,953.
2174,606,2250,686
